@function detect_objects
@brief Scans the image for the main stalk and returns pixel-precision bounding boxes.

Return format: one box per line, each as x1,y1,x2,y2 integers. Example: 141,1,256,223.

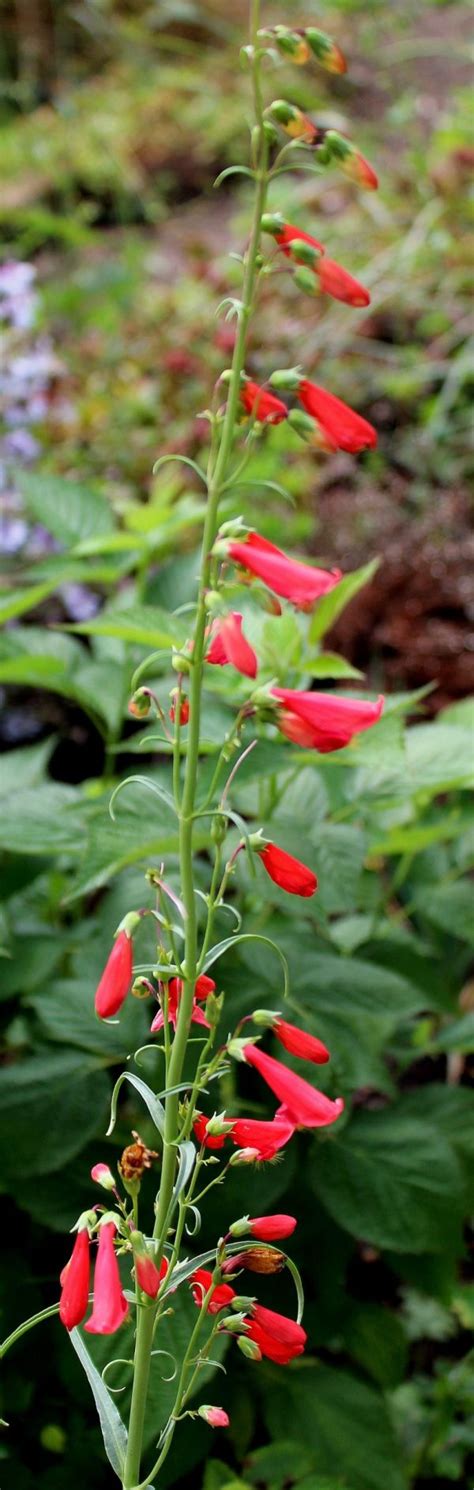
122,5,266,1484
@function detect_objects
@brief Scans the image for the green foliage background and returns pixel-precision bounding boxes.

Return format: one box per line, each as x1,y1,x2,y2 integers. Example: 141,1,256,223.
0,2,473,1488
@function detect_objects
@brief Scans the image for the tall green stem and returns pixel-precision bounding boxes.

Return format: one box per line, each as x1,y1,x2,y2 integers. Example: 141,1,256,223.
123,6,266,1484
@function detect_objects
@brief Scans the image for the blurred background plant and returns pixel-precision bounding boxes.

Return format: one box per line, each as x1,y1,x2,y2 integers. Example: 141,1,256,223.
0,2,473,1489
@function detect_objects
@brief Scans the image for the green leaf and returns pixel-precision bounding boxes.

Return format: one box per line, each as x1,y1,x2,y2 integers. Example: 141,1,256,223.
311,1098,466,1253
308,652,364,680
0,581,58,623
262,1364,406,1490
17,470,115,547
106,1071,165,1139
65,807,202,901
26,978,149,1057
65,603,183,650
413,880,474,944
0,1052,110,1179
70,1329,128,1479
0,783,85,855
405,722,474,794
0,739,55,796
343,1303,408,1387
245,1441,317,1486
308,560,379,644
0,933,63,1000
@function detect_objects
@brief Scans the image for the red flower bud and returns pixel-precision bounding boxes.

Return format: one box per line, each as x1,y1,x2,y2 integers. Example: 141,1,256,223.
169,695,190,725
135,1253,168,1299
248,1214,297,1240
298,380,377,453
206,612,258,679
198,1405,230,1428
316,256,370,307
84,1222,128,1336
94,930,133,1019
91,1163,115,1191
274,1018,330,1064
306,28,346,75
59,1227,90,1331
243,1043,344,1130
240,380,288,424
271,685,384,753
257,842,317,897
227,530,341,610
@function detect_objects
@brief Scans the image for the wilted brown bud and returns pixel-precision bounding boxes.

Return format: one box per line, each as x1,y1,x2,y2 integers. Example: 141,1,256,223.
119,1131,159,1183
241,1246,285,1274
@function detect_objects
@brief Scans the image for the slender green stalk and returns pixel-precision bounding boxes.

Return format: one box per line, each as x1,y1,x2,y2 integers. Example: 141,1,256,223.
122,5,266,1484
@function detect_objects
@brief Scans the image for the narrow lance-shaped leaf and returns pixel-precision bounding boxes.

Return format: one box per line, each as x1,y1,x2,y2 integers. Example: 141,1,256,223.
69,1329,128,1479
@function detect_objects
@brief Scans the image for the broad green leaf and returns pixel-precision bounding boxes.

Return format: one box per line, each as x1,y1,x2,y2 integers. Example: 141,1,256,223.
245,1442,317,1486
17,470,115,547
65,603,183,650
343,1303,408,1387
0,1052,109,1178
0,581,57,624
0,783,85,855
26,978,149,1056
311,1099,466,1253
65,804,204,901
70,1329,128,1479
0,738,55,796
0,934,64,1000
262,1364,406,1490
308,560,380,644
429,1012,474,1054
413,880,474,944
405,722,474,794
308,652,364,680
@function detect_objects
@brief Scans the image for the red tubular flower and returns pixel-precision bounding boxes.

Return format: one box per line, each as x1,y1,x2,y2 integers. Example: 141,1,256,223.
59,1228,90,1331
227,531,341,610
316,256,370,307
274,222,325,259
248,1214,297,1240
257,842,317,898
244,1303,306,1363
193,1113,228,1149
298,380,377,453
271,686,384,753
274,1018,330,1065
135,1254,168,1300
151,976,214,1034
206,612,258,678
240,380,288,424
244,1043,344,1129
94,930,133,1019
84,1222,128,1335
229,1111,296,1159
191,1268,236,1314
